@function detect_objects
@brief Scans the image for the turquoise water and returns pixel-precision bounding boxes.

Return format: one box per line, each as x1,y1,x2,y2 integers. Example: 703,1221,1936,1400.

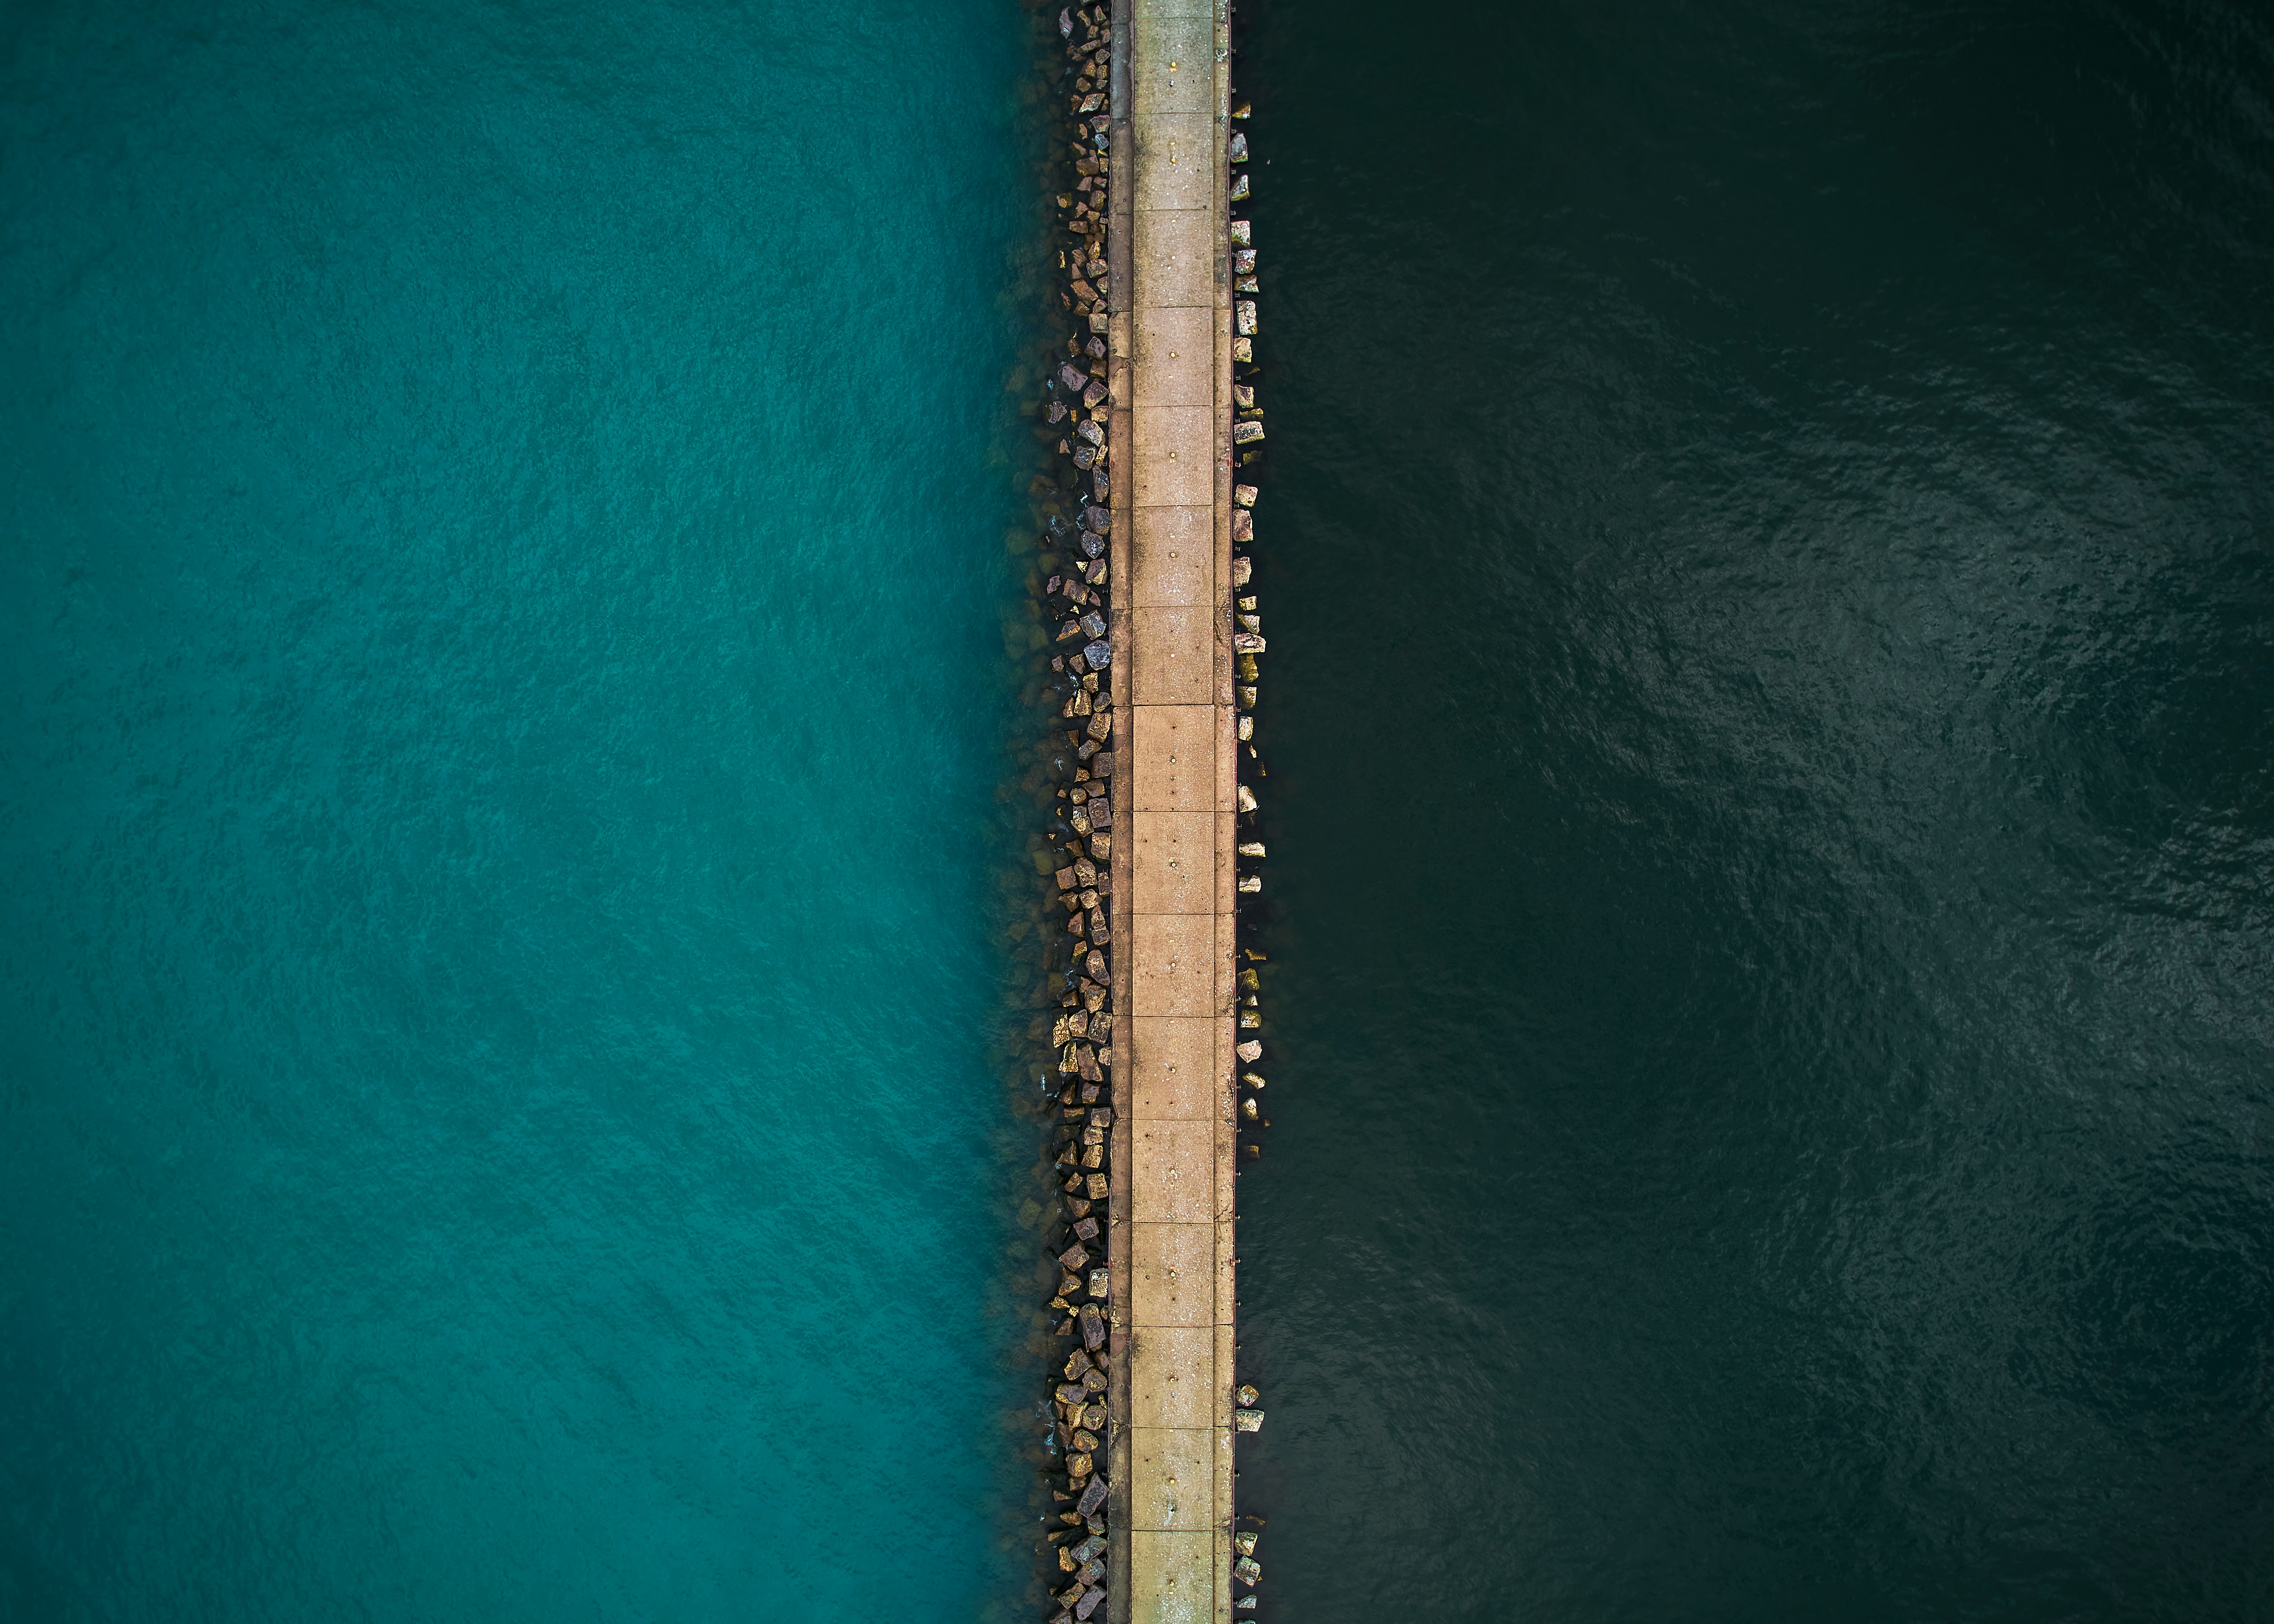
0,1,1035,1617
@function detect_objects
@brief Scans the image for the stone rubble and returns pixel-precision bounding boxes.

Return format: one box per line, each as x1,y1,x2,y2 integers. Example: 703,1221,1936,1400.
1022,9,1127,1623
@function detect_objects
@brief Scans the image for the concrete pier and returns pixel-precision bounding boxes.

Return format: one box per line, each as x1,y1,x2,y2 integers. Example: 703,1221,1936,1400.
1104,1,1235,1621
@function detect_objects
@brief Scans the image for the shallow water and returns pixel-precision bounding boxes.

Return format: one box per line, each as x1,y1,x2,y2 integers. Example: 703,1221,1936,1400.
0,2,1037,1618
1229,0,2274,1618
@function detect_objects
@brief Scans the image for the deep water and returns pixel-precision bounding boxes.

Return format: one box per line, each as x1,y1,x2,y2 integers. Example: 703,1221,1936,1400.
0,1,1037,1618
1230,0,2274,1619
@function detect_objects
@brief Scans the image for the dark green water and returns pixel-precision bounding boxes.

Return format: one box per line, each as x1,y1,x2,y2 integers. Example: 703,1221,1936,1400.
1232,0,2274,1618
0,1,1040,1617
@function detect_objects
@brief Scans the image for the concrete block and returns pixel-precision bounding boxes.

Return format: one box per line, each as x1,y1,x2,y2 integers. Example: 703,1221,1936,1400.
1131,808,1215,915
1129,1531,1216,1624
1132,1116,1216,1223
1129,1220,1214,1326
1133,15,1216,116
1134,114,1216,213
1134,206,1216,307
1133,408,1217,508
1131,910,1213,1016
1130,604,1215,706
1128,1425,1216,1532
1128,1016,1218,1121
1128,705,1213,812
1128,1325,1216,1428
1135,306,1214,407
1131,505,1214,607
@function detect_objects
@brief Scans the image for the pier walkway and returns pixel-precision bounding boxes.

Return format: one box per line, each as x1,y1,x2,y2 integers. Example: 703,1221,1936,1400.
1104,1,1235,1621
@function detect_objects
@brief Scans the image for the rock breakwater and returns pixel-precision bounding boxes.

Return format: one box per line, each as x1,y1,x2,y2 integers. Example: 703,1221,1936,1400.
1010,8,1124,1623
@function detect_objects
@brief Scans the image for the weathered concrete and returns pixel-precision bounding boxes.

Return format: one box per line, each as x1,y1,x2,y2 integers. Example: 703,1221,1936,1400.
1107,2,1232,1622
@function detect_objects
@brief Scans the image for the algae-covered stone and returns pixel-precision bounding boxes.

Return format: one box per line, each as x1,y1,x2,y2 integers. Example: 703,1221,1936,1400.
1235,300,1258,336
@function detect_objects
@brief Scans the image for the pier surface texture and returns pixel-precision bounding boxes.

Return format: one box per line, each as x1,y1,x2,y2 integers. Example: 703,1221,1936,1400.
1105,1,1235,1622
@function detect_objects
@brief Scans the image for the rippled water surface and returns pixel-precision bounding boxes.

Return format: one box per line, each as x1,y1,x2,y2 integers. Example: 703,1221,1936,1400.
0,2,1034,1617
1230,0,2274,1618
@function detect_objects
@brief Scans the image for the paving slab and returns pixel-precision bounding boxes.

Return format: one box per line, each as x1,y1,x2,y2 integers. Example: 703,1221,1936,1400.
1130,507,1215,606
